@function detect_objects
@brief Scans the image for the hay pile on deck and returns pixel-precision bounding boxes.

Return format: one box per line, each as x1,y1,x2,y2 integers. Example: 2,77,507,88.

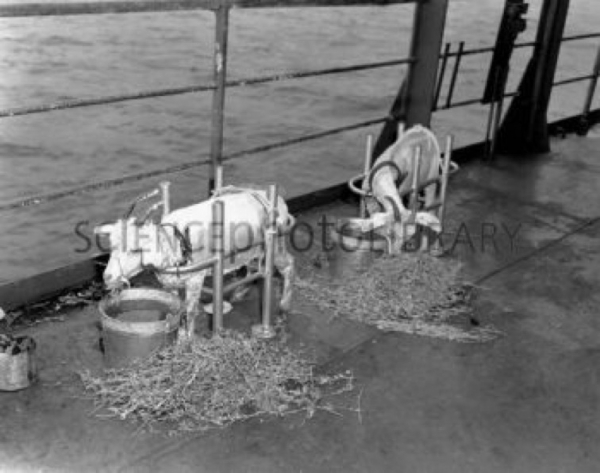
80,332,353,434
295,253,500,342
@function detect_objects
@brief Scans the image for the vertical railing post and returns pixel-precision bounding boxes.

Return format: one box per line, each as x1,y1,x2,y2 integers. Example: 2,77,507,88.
433,42,451,110
430,135,453,256
211,199,224,334
253,184,278,340
445,41,464,110
404,0,449,126
497,0,570,154
359,134,373,218
578,43,600,135
373,0,448,159
208,4,230,196
160,181,171,217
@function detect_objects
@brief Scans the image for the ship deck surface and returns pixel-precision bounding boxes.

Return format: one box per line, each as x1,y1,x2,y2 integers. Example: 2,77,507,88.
2,132,600,473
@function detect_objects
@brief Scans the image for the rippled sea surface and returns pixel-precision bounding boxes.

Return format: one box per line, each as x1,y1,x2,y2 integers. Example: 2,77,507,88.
0,0,598,282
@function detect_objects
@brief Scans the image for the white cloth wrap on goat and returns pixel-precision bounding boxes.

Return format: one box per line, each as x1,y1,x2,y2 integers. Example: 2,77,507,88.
362,125,442,217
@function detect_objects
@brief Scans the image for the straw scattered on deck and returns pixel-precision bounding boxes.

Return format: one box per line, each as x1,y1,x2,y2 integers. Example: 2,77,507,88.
79,331,353,435
295,253,501,343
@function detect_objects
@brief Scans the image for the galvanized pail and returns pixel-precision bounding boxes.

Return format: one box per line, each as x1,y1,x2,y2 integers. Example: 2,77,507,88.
99,288,182,368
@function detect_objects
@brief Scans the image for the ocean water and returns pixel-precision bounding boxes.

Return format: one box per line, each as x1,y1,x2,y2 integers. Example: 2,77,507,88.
0,0,598,283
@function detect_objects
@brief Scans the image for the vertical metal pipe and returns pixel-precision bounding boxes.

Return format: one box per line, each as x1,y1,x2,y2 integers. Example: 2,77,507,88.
215,164,224,191
430,135,453,256
211,199,224,334
484,67,500,157
397,121,405,138
580,43,600,131
438,135,453,225
160,181,171,217
360,134,373,218
208,5,230,196
445,41,465,109
434,42,451,110
402,0,449,127
411,146,422,217
253,184,277,340
490,91,505,158
410,146,422,251
498,0,570,153
484,99,497,156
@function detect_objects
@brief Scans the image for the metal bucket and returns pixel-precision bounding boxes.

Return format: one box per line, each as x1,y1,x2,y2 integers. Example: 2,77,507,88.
99,288,182,368
0,336,37,391
328,218,387,279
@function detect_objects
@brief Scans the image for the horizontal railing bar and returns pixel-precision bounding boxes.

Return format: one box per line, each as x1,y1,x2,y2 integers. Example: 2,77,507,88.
0,116,386,213
0,57,414,118
2,31,594,119
446,40,536,59
561,32,600,43
0,0,220,17
436,72,596,111
438,91,519,110
553,73,597,87
223,117,387,162
0,84,216,118
4,70,595,210
444,33,598,60
227,56,415,86
0,159,211,212
229,0,415,7
0,0,415,18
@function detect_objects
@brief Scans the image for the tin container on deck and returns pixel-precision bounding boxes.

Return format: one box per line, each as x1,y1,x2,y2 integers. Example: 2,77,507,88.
0,335,37,391
99,288,182,368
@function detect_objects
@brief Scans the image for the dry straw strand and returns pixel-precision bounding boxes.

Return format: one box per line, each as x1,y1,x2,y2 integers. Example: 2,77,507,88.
80,332,353,434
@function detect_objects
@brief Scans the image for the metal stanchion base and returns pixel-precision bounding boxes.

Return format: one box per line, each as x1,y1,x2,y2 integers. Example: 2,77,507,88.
429,241,446,257
251,324,276,340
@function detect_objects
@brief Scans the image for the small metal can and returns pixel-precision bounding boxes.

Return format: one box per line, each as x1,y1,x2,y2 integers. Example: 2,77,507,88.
0,335,37,391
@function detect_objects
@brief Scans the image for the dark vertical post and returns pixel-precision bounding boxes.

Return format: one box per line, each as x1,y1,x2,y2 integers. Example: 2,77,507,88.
433,42,451,110
497,0,570,154
445,41,464,109
578,43,600,135
404,0,449,126
373,0,448,159
208,5,230,195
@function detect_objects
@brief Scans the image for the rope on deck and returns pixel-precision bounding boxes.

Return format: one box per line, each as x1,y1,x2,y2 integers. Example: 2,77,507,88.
0,116,387,213
0,58,414,118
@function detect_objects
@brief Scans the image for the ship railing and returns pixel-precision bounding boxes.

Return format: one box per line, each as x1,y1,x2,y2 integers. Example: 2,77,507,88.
0,0,598,215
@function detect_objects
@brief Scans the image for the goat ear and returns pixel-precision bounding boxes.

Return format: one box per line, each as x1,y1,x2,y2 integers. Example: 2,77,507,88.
415,212,441,233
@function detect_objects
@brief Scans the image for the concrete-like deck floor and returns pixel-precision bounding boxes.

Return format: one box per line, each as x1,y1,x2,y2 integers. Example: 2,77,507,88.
2,132,600,472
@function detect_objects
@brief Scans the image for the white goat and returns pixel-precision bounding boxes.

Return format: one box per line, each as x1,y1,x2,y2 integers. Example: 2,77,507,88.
95,186,295,338
355,125,443,252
